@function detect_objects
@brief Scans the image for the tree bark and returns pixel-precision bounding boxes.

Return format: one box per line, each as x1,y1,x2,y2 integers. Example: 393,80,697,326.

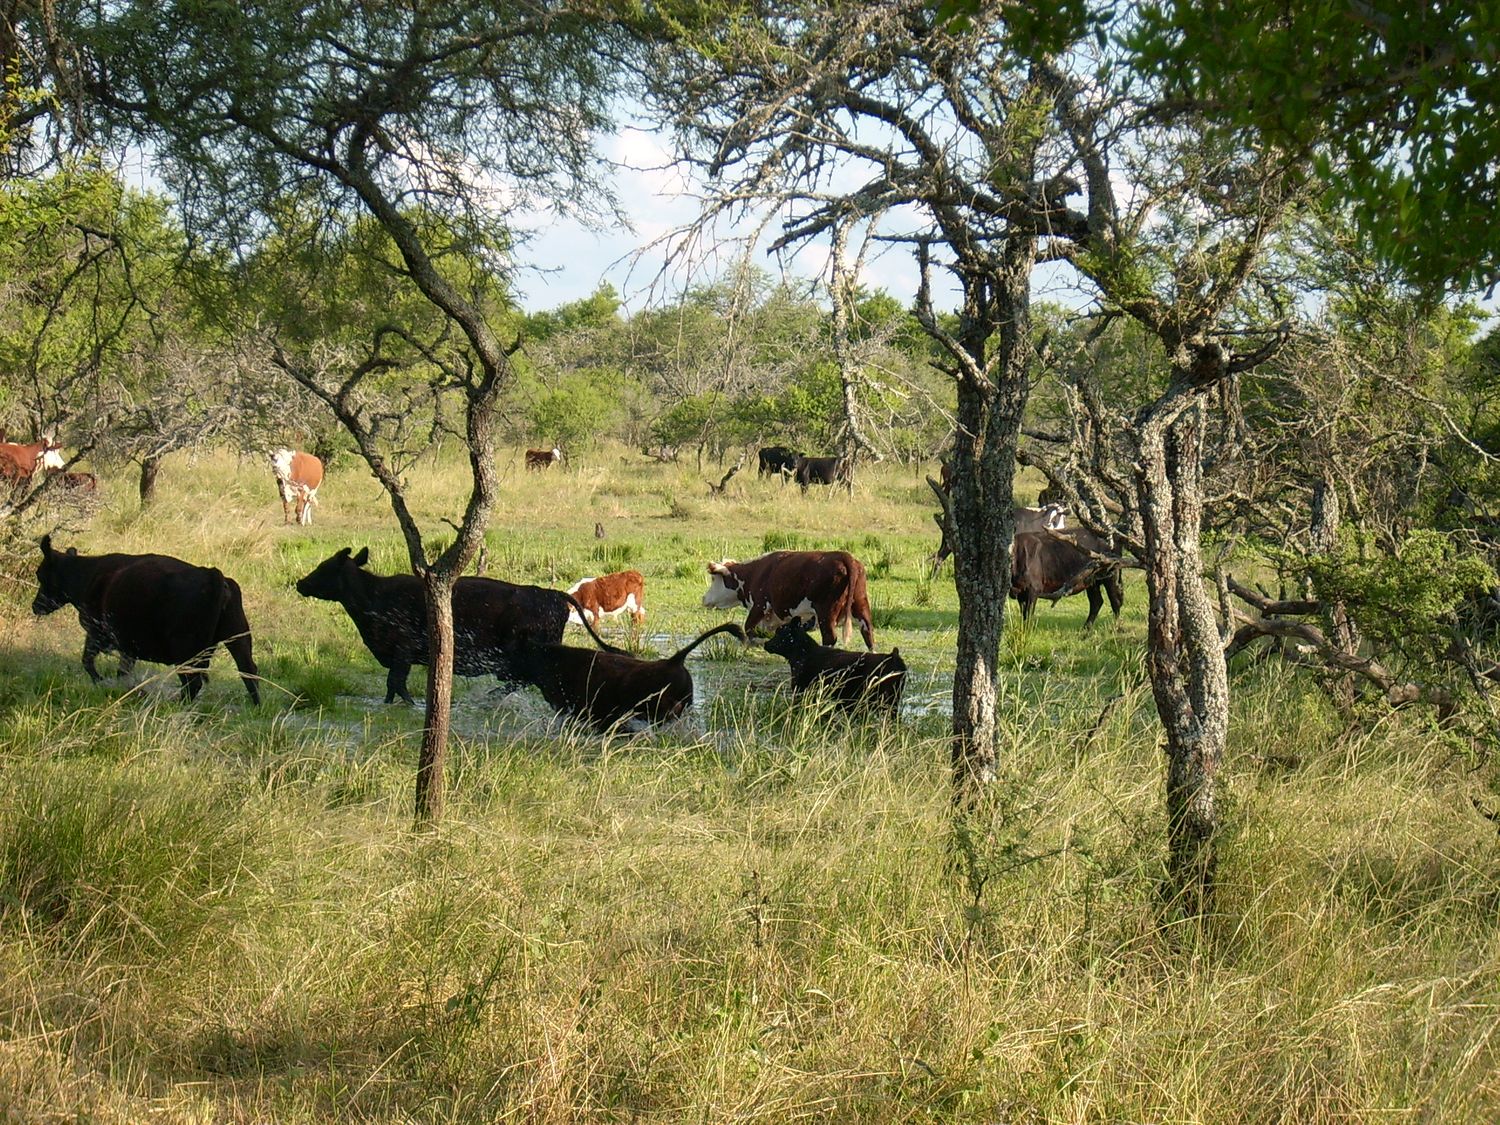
1135,399,1230,916
138,455,161,506
415,568,456,824
948,258,1031,807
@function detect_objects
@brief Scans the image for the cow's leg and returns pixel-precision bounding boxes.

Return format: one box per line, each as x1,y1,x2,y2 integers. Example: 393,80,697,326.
386,662,416,705
81,632,108,683
1105,571,1124,618
743,603,769,639
818,611,838,646
178,653,212,701
224,634,261,705
117,655,136,679
1084,583,1103,629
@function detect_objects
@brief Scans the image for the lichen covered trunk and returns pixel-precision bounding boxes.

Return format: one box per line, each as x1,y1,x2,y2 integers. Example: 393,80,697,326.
949,264,1030,808
1135,402,1230,915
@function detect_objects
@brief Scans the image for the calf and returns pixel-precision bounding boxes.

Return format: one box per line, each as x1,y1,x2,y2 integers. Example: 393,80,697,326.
757,445,803,480
567,569,646,626
295,547,621,704
505,623,746,731
54,470,98,493
270,449,324,525
702,550,875,649
1011,527,1123,627
765,621,906,713
525,446,562,471
793,454,852,493
32,535,260,703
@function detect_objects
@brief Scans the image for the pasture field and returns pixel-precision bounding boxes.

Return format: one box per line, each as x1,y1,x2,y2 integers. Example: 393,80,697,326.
1,447,1497,1123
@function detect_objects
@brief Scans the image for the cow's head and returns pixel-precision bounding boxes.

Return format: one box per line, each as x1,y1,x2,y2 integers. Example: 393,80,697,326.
269,449,294,480
763,618,817,660
32,534,73,615
701,560,746,609
296,546,369,601
39,439,64,472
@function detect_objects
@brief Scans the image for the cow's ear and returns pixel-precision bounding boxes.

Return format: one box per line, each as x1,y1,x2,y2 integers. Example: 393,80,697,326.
353,547,370,567
38,534,51,555
66,547,77,556
335,546,352,559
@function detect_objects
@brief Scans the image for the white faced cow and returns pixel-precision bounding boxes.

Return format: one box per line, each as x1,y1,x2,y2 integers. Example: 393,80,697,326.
270,449,323,525
702,550,875,649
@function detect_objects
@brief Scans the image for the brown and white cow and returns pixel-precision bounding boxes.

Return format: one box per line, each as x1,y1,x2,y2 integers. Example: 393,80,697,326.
525,446,562,471
0,437,64,489
567,569,646,626
270,449,323,525
702,550,875,649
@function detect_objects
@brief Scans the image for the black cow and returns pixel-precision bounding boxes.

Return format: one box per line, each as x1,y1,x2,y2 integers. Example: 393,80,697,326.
793,454,852,493
295,547,621,704
32,535,260,703
1011,528,1123,627
764,621,906,713
503,623,747,731
757,445,803,479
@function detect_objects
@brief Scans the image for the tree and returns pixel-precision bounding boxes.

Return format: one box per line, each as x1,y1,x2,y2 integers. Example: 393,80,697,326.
1009,52,1308,912
64,0,627,822
648,1,1092,804
1127,1,1500,294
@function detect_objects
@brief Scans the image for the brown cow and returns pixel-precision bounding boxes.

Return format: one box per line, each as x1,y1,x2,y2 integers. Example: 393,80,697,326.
567,569,646,626
525,446,562,471
1011,527,1123,628
503,622,746,731
270,449,323,525
1,437,64,488
702,550,875,649
32,536,260,703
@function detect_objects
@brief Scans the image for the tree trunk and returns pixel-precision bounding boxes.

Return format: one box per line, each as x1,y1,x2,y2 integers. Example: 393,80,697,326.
949,263,1031,807
1311,473,1360,709
139,455,162,506
415,568,456,825
1135,401,1230,916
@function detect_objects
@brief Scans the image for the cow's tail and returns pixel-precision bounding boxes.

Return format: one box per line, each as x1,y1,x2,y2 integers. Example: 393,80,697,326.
561,592,628,654
667,622,747,665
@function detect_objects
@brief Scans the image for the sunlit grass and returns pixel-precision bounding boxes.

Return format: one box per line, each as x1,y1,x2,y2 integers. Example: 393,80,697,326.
0,444,1496,1121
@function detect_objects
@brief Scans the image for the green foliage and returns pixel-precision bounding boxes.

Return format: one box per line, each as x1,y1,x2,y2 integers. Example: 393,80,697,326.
1127,1,1500,292
1304,530,1496,653
522,367,633,450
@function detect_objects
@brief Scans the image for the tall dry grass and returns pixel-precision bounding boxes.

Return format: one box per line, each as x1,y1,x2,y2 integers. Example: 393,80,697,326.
0,445,1496,1122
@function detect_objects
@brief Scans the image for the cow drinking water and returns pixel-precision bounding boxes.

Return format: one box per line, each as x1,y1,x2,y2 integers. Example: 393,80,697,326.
32,536,260,703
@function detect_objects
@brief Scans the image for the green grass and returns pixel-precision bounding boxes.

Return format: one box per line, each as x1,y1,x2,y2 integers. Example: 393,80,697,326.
0,445,1497,1122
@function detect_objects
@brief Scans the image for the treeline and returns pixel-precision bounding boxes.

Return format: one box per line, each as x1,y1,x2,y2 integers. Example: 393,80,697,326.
0,165,952,489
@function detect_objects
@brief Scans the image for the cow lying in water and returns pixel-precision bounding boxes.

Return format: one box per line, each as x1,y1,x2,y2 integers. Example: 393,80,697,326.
503,623,747,731
296,547,620,704
764,621,906,713
32,535,260,703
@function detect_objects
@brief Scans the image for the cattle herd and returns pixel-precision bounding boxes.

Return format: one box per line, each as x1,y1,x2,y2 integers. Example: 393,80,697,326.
17,438,1125,730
